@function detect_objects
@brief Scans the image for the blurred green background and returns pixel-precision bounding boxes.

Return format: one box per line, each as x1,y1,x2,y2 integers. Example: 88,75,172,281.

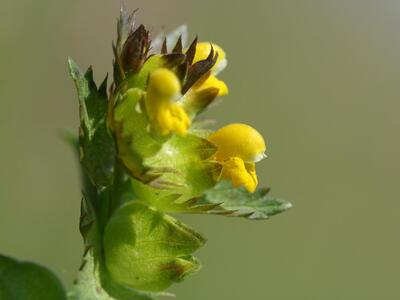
1,0,400,299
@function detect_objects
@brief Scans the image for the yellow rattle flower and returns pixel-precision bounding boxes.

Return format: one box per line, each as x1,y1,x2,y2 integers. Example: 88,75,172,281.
197,75,228,96
192,42,227,74
145,68,190,136
189,42,229,96
208,123,267,192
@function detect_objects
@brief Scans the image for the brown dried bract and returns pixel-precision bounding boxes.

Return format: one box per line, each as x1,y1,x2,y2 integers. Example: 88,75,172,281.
121,24,150,73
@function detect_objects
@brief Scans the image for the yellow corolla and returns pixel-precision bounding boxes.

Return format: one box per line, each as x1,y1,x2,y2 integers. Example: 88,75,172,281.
209,123,266,162
145,68,190,136
188,42,229,96
198,75,228,97
208,123,267,192
192,42,227,74
220,158,258,193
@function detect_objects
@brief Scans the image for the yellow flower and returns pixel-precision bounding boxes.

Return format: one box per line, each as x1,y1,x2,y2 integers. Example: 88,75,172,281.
220,158,258,192
197,75,228,96
209,123,266,162
145,68,190,136
192,42,227,74
188,42,229,96
208,123,267,192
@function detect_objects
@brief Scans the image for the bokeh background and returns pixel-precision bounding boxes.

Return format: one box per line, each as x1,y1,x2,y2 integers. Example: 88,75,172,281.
1,0,400,299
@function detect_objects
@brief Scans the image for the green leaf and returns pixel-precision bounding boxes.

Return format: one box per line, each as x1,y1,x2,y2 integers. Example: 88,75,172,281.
198,181,292,220
0,254,16,273
68,58,116,188
0,254,67,300
103,202,205,292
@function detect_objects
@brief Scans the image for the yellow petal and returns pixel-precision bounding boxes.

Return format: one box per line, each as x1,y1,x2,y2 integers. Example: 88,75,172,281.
198,75,228,96
147,68,181,97
191,42,226,73
245,162,258,188
220,157,258,192
208,123,266,162
145,68,190,136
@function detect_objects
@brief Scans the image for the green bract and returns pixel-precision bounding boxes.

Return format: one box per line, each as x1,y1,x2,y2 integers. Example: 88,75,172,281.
104,202,204,291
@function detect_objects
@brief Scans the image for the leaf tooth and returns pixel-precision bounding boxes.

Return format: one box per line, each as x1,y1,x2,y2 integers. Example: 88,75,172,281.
246,212,268,220
189,203,222,213
98,73,109,99
215,210,238,216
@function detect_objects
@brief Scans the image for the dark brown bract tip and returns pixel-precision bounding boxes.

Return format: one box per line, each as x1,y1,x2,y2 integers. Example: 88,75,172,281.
121,24,150,73
161,37,168,54
185,36,198,65
182,45,218,94
172,35,183,53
